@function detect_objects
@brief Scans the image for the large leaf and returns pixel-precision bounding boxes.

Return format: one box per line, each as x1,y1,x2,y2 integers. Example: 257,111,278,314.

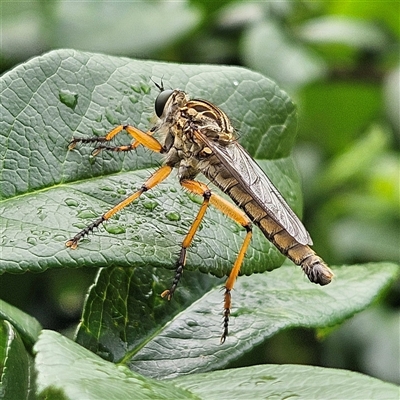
0,300,40,398
34,330,197,399
0,320,35,400
1,0,200,62
0,299,42,349
75,266,220,363
0,49,299,278
34,330,399,400
76,262,398,379
240,20,327,89
173,363,400,400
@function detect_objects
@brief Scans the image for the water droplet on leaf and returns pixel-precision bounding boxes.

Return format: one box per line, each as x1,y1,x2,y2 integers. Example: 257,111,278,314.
131,85,141,93
140,82,151,94
100,185,114,192
77,209,97,219
27,236,37,245
65,198,79,207
105,225,126,235
59,90,78,109
129,96,138,104
143,201,157,211
105,109,120,125
186,318,198,327
165,211,180,221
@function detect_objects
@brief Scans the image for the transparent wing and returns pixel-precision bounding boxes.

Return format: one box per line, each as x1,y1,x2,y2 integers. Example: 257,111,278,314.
196,131,312,245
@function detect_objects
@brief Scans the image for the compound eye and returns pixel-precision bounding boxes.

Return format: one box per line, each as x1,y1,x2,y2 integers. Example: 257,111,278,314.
155,89,174,118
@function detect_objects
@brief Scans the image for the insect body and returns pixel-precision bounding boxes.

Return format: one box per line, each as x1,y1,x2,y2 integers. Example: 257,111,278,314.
67,87,333,342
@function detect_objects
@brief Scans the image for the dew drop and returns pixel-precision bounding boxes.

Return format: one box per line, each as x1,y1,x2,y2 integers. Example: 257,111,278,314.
165,211,180,222
143,201,157,211
145,192,156,199
129,96,139,104
186,318,198,327
53,234,67,242
99,185,114,192
105,225,126,235
118,180,129,189
64,198,79,207
131,85,141,93
38,232,51,241
105,109,120,125
36,207,46,221
232,80,239,86
140,82,151,94
27,236,37,245
77,209,97,219
59,89,78,109
38,214,46,221
187,192,202,205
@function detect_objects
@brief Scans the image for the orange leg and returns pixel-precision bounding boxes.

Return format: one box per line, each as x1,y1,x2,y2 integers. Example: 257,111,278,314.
68,124,162,155
161,179,253,343
66,165,172,249
161,181,212,301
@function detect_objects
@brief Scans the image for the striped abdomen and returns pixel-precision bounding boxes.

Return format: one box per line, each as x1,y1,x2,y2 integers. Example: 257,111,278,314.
201,157,333,286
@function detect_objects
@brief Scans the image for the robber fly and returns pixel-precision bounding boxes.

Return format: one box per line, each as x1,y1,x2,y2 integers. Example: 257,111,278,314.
67,85,333,342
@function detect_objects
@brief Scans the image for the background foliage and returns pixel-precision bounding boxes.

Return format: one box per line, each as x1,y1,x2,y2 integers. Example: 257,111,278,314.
1,0,399,397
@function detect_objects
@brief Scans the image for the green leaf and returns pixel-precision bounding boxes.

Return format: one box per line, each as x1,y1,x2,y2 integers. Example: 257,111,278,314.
241,20,327,89
0,320,35,400
384,68,400,133
0,299,42,349
75,266,219,362
32,326,400,400
0,49,299,278
77,262,398,379
316,124,390,192
172,363,400,400
298,16,390,51
1,1,200,62
323,306,400,385
298,81,382,156
330,219,400,263
54,1,200,56
34,330,198,400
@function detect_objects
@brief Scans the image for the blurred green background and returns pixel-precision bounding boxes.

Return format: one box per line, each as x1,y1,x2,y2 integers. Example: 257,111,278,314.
1,0,399,385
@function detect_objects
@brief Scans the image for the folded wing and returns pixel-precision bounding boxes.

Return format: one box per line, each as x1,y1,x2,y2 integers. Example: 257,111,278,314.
196,131,312,246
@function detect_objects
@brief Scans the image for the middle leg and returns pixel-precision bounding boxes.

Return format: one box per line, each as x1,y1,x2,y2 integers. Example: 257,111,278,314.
162,179,253,342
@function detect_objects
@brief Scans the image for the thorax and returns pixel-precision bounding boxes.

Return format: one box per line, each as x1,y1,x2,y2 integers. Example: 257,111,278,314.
152,90,235,180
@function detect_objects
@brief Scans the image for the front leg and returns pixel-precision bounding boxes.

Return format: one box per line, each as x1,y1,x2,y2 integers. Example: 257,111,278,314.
68,124,163,155
66,165,172,249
